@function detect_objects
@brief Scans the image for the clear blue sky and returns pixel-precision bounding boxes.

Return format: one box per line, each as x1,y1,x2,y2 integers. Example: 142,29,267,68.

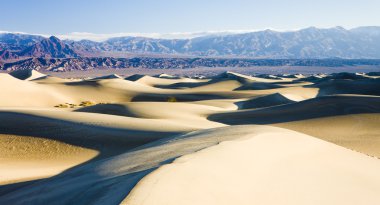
2,0,380,35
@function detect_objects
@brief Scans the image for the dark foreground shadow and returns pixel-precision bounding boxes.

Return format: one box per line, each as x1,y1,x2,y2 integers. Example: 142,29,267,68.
131,92,230,102
0,123,258,204
0,111,181,203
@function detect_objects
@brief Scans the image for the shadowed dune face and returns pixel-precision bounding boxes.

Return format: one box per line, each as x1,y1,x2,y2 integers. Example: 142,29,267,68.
208,95,380,157
307,78,380,96
235,93,295,109
209,95,380,124
9,69,47,81
1,70,380,204
0,110,188,185
123,126,380,205
0,133,99,185
0,126,273,204
274,114,380,157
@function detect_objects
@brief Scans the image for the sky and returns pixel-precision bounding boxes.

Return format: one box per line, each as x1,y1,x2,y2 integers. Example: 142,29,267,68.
1,0,380,40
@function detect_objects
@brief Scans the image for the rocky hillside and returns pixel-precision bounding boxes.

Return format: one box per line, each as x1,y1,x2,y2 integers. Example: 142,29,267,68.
0,35,79,60
0,33,44,51
68,26,380,58
2,57,380,72
2,27,380,60
1,27,380,71
18,36,79,58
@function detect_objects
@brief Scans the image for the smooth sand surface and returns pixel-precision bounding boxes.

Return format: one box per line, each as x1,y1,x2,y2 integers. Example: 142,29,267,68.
209,94,380,157
1,70,379,204
124,126,380,205
274,114,380,157
0,133,98,185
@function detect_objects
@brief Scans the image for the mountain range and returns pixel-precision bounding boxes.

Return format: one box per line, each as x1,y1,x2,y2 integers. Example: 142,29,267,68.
1,26,380,61
2,57,380,72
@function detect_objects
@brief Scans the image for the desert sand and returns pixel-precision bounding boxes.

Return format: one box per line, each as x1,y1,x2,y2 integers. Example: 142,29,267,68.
0,69,380,204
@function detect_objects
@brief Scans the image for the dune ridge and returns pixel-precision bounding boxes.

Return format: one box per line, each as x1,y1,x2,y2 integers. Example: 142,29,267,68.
9,69,47,81
124,126,380,205
0,70,379,204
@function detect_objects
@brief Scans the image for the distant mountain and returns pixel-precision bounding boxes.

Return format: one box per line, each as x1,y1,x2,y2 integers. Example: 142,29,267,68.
0,33,46,60
18,36,79,58
0,35,79,60
0,49,18,60
68,26,380,59
1,26,380,60
0,33,44,51
2,57,380,72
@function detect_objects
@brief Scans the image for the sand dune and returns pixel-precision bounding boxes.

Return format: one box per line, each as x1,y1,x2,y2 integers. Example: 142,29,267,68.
0,107,200,185
75,102,225,128
210,95,380,124
0,133,98,185
0,103,227,185
127,74,204,87
31,75,73,84
236,93,295,109
1,71,379,204
0,74,69,107
215,71,290,83
9,69,47,81
0,125,271,204
2,126,379,205
275,113,380,157
124,126,380,205
209,95,380,157
155,73,180,79
91,74,122,80
280,73,305,78
308,78,380,96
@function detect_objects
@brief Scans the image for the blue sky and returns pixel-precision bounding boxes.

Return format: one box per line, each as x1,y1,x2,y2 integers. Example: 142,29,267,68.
2,0,380,37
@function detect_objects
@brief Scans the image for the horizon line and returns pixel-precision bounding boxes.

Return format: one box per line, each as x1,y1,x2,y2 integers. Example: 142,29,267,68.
1,25,379,42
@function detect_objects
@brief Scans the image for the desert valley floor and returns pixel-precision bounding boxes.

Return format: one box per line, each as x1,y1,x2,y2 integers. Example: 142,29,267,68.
0,69,380,204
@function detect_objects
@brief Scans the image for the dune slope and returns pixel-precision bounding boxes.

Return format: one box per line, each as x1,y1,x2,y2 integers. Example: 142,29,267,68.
209,95,380,157
0,71,380,205
124,126,380,205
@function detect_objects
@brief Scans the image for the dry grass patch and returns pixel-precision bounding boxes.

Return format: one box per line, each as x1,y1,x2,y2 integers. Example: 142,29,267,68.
55,101,97,108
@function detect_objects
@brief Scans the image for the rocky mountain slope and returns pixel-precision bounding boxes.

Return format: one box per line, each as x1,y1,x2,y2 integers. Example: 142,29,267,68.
0,33,44,51
1,27,380,71
0,35,79,60
67,26,380,58
2,57,380,72
1,26,380,60
18,36,79,58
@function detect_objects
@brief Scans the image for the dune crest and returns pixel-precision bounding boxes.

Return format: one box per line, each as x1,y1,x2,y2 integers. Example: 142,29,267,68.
0,71,379,204
124,126,380,205
9,69,47,81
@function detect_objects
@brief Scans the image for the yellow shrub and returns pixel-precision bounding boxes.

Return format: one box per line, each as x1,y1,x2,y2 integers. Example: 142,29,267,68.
79,101,95,107
167,96,177,102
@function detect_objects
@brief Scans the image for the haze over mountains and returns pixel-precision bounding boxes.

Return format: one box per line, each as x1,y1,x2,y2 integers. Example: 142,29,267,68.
2,0,380,204
1,26,380,71
1,26,380,59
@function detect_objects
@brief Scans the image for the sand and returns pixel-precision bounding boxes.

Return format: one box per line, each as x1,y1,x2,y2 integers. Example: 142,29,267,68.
0,133,98,185
123,126,380,205
0,70,379,204
208,95,380,157
9,69,47,81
